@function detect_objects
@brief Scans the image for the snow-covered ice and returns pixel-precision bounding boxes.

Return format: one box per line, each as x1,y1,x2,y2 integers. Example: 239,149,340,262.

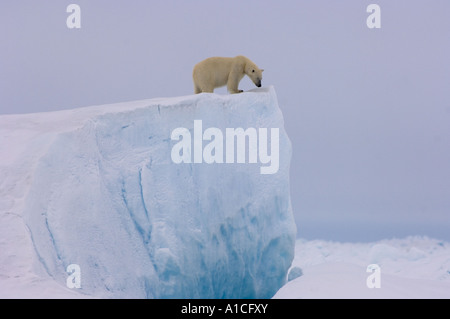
274,237,450,299
1,87,449,299
0,86,296,298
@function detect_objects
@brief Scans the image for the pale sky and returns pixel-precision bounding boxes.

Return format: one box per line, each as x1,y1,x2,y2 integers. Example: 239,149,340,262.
1,0,449,241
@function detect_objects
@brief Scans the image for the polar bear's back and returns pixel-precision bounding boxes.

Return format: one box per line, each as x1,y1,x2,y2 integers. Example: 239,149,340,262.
193,57,235,89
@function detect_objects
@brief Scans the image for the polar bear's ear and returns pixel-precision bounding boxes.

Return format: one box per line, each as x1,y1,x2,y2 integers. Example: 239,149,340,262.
261,69,264,72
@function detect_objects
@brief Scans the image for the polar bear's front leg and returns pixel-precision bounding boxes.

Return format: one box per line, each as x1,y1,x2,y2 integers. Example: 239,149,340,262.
227,77,242,94
227,69,245,94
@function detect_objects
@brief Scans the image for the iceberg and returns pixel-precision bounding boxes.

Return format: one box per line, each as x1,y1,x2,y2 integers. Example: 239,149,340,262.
4,86,296,298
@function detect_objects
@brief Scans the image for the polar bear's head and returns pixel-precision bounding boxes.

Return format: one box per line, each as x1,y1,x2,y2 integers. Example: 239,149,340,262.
245,64,264,88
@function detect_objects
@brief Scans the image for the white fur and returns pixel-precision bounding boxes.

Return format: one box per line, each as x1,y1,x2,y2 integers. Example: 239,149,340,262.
193,55,264,94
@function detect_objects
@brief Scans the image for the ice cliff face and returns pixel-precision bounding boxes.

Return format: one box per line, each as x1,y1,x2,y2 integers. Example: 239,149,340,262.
21,86,296,298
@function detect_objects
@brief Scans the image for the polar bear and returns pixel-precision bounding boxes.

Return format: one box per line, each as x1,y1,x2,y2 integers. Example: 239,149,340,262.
193,55,264,94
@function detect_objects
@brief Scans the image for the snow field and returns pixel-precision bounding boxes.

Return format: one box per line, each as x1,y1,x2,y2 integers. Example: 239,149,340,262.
274,237,450,298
